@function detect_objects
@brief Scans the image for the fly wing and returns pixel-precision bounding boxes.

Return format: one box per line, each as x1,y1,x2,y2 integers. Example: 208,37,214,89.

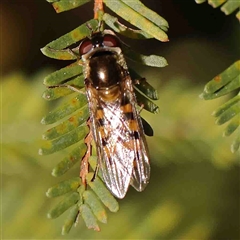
130,113,151,192
85,85,135,199
85,75,150,198
123,79,151,192
96,101,136,199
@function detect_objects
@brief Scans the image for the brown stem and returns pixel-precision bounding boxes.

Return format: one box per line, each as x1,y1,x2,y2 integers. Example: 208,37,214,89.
94,0,103,19
80,119,93,187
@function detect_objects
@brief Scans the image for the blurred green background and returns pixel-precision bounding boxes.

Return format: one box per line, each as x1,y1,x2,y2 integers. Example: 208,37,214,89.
1,0,239,239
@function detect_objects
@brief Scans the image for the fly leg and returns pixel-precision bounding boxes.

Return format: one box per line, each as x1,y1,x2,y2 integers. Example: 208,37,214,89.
138,103,145,114
91,162,99,182
48,84,86,95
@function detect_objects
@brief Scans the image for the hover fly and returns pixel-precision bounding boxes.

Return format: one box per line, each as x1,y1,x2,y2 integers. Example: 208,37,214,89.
79,29,150,199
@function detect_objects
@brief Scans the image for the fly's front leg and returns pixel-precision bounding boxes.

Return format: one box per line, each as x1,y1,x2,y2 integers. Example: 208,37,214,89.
48,84,86,95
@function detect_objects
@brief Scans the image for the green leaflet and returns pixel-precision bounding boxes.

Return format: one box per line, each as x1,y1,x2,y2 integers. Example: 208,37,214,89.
88,156,98,170
208,0,227,8
231,134,240,153
195,0,207,3
43,87,74,100
39,125,89,155
123,45,168,68
52,142,87,177
41,94,87,124
220,0,240,15
41,19,98,51
43,75,85,100
212,94,240,118
103,0,169,42
134,80,159,101
126,69,159,114
52,0,91,13
215,101,240,125
197,0,240,20
201,61,240,152
48,177,117,232
200,60,240,100
46,177,80,198
141,117,154,137
223,114,240,137
83,190,107,223
47,192,80,219
87,173,119,213
130,69,159,100
237,11,240,21
200,75,240,100
41,47,77,60
80,204,100,231
42,106,89,140
103,13,153,39
44,177,113,233
135,89,159,114
121,0,169,31
43,62,82,86
203,60,240,94
46,0,59,2
62,204,79,235
88,156,103,180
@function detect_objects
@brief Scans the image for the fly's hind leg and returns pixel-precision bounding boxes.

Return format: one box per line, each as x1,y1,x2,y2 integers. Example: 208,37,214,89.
91,163,99,182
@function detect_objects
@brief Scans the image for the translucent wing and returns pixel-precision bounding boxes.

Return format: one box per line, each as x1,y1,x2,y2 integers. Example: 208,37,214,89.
124,79,150,191
129,102,150,192
85,76,150,198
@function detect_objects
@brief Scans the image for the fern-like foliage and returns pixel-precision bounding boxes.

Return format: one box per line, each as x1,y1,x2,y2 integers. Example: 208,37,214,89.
195,0,240,20
200,61,240,152
194,0,240,152
2,72,238,239
40,0,168,234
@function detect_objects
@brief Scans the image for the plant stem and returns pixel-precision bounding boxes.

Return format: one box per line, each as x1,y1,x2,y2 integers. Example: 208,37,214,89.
94,0,104,19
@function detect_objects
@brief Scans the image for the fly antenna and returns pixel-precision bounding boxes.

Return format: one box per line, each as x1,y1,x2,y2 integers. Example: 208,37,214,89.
96,20,103,32
86,20,103,37
86,22,95,37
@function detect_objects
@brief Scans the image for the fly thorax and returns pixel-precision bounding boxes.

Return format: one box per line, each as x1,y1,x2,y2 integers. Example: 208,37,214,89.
88,53,123,89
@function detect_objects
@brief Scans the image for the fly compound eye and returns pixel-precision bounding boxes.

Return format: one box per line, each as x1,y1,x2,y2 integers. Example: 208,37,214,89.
79,38,93,55
103,34,120,48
